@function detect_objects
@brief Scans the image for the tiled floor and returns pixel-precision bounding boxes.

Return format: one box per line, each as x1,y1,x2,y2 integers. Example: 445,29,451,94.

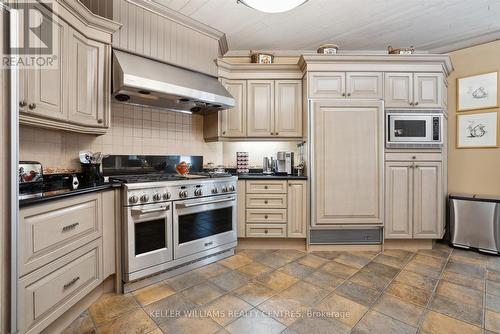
63,243,500,334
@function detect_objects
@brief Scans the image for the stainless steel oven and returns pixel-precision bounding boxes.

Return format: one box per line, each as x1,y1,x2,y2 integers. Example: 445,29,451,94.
125,201,173,280
173,194,237,259
386,112,443,148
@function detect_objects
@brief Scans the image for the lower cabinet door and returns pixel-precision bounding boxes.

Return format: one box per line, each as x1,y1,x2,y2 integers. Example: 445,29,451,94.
413,162,443,238
385,163,413,239
287,181,307,238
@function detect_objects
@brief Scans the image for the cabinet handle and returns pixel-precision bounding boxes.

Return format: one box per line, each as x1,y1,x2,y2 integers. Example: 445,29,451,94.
28,103,37,110
62,222,79,232
19,100,27,107
97,119,103,124
63,276,80,289
204,241,213,247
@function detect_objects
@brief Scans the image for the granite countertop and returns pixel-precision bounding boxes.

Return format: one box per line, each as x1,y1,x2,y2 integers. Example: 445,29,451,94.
19,182,122,207
235,173,308,180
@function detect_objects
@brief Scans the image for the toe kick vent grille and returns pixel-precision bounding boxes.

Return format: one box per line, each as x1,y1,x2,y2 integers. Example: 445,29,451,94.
310,228,383,245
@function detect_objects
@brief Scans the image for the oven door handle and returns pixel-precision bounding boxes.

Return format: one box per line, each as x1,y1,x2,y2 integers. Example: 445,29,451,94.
176,196,236,208
132,205,170,214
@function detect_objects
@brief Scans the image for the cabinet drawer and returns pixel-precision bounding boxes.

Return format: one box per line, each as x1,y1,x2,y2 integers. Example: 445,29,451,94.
385,152,443,162
20,193,102,275
246,224,287,238
246,194,287,209
246,180,287,194
246,209,287,223
19,240,102,334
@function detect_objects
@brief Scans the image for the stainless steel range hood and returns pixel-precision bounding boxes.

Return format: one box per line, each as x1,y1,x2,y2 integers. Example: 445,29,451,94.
112,50,235,113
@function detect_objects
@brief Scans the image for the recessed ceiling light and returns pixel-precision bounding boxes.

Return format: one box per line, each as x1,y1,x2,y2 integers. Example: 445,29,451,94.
237,0,309,13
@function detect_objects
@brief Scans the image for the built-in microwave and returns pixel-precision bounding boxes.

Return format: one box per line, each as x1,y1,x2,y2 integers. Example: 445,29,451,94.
386,112,443,148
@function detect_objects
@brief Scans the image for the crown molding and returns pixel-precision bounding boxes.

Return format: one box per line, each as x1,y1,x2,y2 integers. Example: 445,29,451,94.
217,59,302,79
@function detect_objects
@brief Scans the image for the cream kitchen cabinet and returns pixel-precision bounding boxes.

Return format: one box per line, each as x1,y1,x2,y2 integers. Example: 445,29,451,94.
311,100,384,227
287,180,307,238
385,160,443,239
247,80,275,137
384,72,443,108
18,0,119,135
220,80,247,137
309,72,383,99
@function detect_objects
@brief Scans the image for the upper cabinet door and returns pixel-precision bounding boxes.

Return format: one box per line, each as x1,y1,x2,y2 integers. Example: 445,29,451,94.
413,162,442,238
384,73,413,108
26,6,68,120
385,162,413,239
220,80,247,137
312,100,384,226
414,73,442,108
247,80,274,137
68,28,106,127
346,72,383,99
275,80,302,137
308,72,345,98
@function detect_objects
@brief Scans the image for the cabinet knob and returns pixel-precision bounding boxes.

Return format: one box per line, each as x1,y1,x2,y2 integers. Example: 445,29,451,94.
264,229,269,234
19,100,27,107
342,92,346,97
97,118,103,124
409,102,414,106
222,131,226,135
347,93,351,97
412,156,416,159
270,132,274,135
275,132,279,136
28,103,36,110
264,200,268,204
264,215,268,219
414,102,419,106
264,186,268,189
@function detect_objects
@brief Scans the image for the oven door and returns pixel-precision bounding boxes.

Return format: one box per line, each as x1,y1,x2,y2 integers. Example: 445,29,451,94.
388,114,433,143
173,195,237,259
125,202,173,275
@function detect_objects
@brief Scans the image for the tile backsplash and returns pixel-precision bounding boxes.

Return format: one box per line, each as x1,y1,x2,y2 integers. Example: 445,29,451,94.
20,103,222,173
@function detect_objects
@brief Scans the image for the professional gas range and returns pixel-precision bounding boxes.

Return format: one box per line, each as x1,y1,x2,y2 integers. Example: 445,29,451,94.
104,156,238,285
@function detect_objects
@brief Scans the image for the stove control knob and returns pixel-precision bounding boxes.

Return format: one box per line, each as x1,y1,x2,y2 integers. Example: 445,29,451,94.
211,188,218,194
163,192,171,200
179,190,188,198
195,188,203,196
229,185,236,192
140,194,150,203
153,193,162,201
221,186,228,193
129,195,139,204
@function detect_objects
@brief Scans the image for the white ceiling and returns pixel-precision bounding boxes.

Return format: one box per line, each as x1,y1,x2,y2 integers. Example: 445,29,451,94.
153,0,500,54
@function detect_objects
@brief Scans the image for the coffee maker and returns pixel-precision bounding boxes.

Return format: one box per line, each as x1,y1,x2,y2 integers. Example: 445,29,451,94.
275,152,294,175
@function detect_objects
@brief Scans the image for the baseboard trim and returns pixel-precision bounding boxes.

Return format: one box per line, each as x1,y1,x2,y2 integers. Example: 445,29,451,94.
237,238,307,250
383,239,435,250
307,244,382,252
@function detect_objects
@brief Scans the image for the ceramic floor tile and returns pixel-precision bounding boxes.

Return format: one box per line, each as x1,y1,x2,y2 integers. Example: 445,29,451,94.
62,310,95,334
224,310,286,334
96,309,158,334
320,261,358,279
395,270,438,291
429,293,483,326
488,269,500,283
441,270,484,291
256,270,299,291
416,248,451,260
435,280,483,306
488,280,500,297
381,249,414,262
255,253,293,269
195,263,230,279
420,310,481,334
404,260,442,279
335,281,381,307
315,292,368,328
202,294,253,326
132,282,176,307
488,257,500,272
295,254,328,269
236,249,275,259
450,249,487,266
144,293,198,326
363,262,400,279
372,254,408,268
218,254,253,270
166,270,206,291
351,310,417,334
236,262,273,278
273,249,306,262
334,252,373,269
445,260,485,280
181,282,226,306
277,262,314,279
412,254,447,269
159,315,221,334
303,269,345,291
279,281,328,307
282,316,350,334
385,281,432,307
310,251,343,260
232,282,276,307
88,293,139,325
257,295,310,326
210,270,249,292
373,294,424,327
486,309,500,333
349,269,392,291
487,294,500,313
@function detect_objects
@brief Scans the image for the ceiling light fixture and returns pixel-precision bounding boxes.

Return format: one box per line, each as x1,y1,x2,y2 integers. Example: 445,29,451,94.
237,0,309,13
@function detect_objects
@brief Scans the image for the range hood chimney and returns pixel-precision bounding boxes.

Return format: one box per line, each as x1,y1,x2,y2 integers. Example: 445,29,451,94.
112,50,235,113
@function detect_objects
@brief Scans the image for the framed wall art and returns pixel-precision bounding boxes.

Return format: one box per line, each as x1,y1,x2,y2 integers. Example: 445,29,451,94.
457,71,498,112
457,111,498,148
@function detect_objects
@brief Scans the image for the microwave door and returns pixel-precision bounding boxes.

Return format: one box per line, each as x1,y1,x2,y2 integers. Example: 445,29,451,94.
390,116,432,142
